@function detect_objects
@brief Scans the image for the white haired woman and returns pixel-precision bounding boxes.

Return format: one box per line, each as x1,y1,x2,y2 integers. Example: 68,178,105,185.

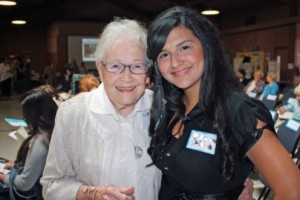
278,84,300,120
41,18,160,200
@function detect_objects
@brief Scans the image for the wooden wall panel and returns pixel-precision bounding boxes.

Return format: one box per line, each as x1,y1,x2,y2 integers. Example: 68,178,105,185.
222,24,295,83
0,29,47,74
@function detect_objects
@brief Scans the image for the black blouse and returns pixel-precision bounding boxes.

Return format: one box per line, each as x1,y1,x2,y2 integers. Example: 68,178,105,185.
153,92,275,200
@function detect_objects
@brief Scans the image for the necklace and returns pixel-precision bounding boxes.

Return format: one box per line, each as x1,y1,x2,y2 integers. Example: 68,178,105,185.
134,146,143,158
118,116,144,159
133,117,143,158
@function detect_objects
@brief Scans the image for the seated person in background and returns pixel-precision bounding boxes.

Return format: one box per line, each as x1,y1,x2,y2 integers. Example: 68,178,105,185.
42,63,55,86
244,70,265,98
260,71,279,100
278,84,300,120
78,74,100,92
38,84,70,106
236,69,250,88
0,89,57,199
56,68,72,93
79,61,88,74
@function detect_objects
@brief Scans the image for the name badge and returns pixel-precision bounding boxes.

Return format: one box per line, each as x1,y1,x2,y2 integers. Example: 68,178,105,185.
248,92,257,98
286,119,300,132
186,130,217,155
266,94,277,100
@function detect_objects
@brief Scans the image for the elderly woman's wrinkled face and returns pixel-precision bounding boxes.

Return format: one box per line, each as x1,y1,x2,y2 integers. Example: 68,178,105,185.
254,72,262,82
97,42,147,116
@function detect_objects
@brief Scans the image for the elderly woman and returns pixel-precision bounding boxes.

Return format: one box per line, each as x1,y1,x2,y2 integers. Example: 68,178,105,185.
260,71,279,100
245,70,265,98
41,18,253,200
278,84,300,120
41,19,161,200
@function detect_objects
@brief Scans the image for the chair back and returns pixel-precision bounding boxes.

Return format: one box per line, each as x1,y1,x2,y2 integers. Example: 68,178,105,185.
276,118,300,156
262,94,278,109
281,88,295,106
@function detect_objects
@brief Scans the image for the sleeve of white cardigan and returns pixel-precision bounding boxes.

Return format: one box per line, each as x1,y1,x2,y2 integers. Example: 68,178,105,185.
40,102,82,200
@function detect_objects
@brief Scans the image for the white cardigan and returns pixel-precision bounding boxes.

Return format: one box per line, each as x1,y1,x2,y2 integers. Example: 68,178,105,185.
41,84,161,200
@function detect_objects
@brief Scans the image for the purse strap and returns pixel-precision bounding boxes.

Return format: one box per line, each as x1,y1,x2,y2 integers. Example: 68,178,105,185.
8,166,36,200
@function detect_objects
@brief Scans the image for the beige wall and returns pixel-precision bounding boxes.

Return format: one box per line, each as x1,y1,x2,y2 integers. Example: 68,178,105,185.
0,29,47,74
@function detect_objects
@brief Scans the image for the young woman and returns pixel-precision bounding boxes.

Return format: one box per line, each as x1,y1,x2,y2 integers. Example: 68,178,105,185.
0,89,57,199
147,6,300,199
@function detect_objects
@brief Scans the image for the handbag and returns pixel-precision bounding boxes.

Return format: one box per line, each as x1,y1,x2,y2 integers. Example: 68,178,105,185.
8,166,39,200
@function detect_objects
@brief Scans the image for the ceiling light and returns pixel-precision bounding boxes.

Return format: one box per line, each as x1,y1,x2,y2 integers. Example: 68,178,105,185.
201,8,220,15
0,0,17,6
11,20,26,25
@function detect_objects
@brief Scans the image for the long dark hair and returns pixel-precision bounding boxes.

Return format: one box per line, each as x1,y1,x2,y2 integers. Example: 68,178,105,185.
147,6,242,181
15,89,58,166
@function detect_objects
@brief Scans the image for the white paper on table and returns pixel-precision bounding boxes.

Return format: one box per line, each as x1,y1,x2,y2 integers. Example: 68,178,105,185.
266,94,277,100
17,127,29,139
248,92,257,98
8,127,29,141
278,111,293,120
8,130,18,140
0,163,5,173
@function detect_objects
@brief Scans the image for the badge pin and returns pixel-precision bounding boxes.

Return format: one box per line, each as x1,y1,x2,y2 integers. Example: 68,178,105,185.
186,130,217,155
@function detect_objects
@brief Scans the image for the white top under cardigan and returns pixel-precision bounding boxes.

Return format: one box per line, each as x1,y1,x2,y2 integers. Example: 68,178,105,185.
41,83,161,200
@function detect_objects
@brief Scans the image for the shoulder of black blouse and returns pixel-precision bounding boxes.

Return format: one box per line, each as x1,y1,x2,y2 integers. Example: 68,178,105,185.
226,91,275,132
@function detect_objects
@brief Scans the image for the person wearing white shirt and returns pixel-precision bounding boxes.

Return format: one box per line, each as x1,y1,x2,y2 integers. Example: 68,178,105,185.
41,19,161,200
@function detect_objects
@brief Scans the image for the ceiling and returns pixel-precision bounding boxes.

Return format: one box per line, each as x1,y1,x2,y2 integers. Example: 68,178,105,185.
0,0,293,30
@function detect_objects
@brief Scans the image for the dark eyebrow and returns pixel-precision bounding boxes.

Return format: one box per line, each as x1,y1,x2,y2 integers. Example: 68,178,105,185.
161,39,192,53
177,39,192,47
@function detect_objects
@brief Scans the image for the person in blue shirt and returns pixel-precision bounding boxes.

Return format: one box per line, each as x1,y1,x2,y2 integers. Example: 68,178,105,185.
260,71,279,100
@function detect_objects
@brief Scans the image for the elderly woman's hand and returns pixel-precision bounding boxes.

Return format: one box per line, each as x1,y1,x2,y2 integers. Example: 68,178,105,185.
78,185,135,200
278,106,286,114
97,185,134,200
238,178,254,200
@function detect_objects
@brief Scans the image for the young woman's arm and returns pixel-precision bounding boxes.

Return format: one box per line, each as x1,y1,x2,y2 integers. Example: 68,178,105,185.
246,120,300,200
